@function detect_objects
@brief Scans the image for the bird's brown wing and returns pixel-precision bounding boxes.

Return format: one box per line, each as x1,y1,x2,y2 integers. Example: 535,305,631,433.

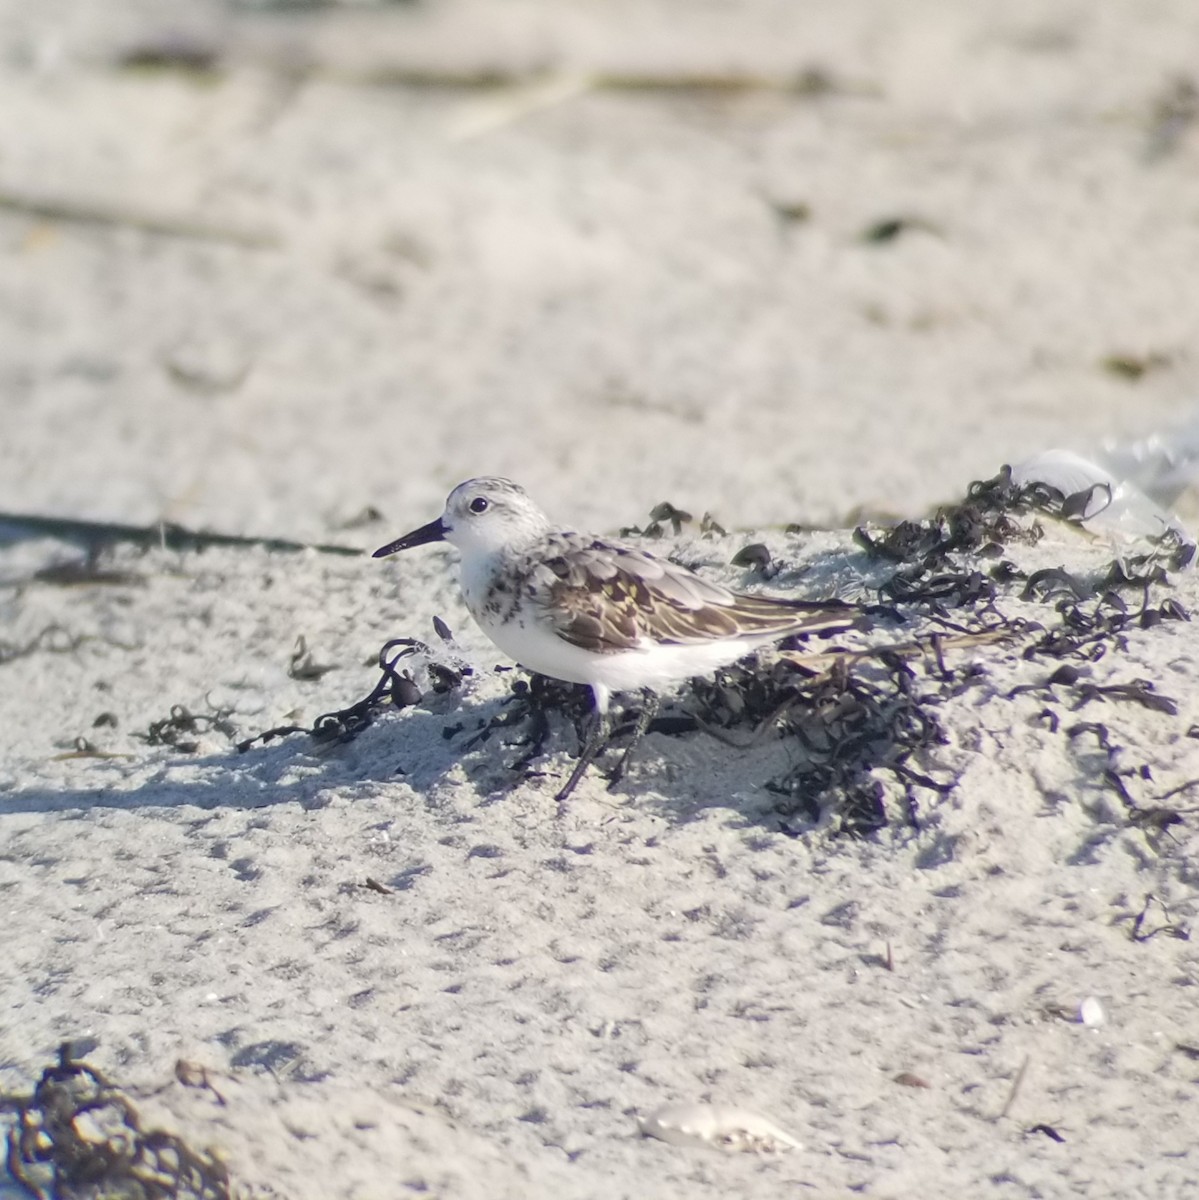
526,540,858,655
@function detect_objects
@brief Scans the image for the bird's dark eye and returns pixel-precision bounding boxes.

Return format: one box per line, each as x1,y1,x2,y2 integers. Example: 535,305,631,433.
469,497,489,514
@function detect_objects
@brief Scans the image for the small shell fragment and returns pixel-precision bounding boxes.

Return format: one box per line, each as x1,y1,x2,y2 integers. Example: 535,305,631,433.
638,1103,801,1154
1078,996,1106,1027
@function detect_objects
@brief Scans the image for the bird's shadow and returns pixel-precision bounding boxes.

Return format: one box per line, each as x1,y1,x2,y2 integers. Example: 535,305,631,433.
0,689,520,817
0,662,827,833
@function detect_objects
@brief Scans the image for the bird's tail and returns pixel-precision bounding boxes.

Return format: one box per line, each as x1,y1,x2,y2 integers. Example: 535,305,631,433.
727,594,865,639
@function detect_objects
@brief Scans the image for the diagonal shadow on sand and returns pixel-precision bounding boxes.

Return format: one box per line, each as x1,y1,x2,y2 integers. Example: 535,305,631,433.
0,675,836,833
0,696,509,816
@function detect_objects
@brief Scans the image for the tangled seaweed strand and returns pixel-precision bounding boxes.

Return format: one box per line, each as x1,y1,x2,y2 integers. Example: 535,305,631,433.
853,466,1050,610
5,1044,233,1200
855,467,1192,668
461,673,593,767
237,636,438,753
854,466,1193,619
840,465,1193,835
685,467,1191,835
462,675,688,783
137,704,238,755
692,652,955,837
0,625,91,667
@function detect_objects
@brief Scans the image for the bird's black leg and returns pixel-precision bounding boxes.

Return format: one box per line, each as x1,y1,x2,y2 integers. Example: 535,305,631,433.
555,704,610,804
606,688,659,790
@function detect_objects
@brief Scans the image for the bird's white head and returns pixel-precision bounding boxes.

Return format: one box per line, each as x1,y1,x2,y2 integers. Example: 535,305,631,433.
373,477,552,563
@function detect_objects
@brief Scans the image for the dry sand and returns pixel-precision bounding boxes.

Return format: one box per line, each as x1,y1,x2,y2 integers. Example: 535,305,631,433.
3,2,1199,1197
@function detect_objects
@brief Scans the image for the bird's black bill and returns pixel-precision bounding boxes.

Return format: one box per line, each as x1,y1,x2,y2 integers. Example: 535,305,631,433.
372,518,447,558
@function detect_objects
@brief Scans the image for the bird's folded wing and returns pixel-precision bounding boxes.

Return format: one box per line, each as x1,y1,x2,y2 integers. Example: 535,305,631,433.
529,542,853,654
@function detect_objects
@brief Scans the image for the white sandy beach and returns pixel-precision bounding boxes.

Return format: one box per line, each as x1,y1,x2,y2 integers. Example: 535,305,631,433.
3,2,1199,1197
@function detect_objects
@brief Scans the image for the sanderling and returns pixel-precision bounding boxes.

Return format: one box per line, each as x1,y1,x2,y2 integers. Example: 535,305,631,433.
374,477,861,800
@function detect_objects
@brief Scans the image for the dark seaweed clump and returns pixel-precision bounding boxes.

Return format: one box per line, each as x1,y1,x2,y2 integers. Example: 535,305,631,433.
235,469,1193,834
4,1045,233,1200
815,470,1188,829
854,465,1192,617
691,650,961,837
236,636,445,753
685,467,1192,833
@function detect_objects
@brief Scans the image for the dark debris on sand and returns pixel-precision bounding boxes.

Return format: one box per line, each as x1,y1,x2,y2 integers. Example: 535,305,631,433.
236,468,1193,834
236,636,438,754
692,650,958,837
4,1044,234,1200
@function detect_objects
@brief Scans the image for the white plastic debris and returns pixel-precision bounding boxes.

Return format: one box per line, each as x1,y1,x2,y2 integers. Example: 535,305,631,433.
1101,412,1199,507
638,1103,801,1154
1010,448,1194,554
1078,996,1106,1027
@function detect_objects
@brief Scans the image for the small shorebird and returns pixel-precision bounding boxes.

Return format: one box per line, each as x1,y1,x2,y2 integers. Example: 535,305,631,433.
374,477,861,800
